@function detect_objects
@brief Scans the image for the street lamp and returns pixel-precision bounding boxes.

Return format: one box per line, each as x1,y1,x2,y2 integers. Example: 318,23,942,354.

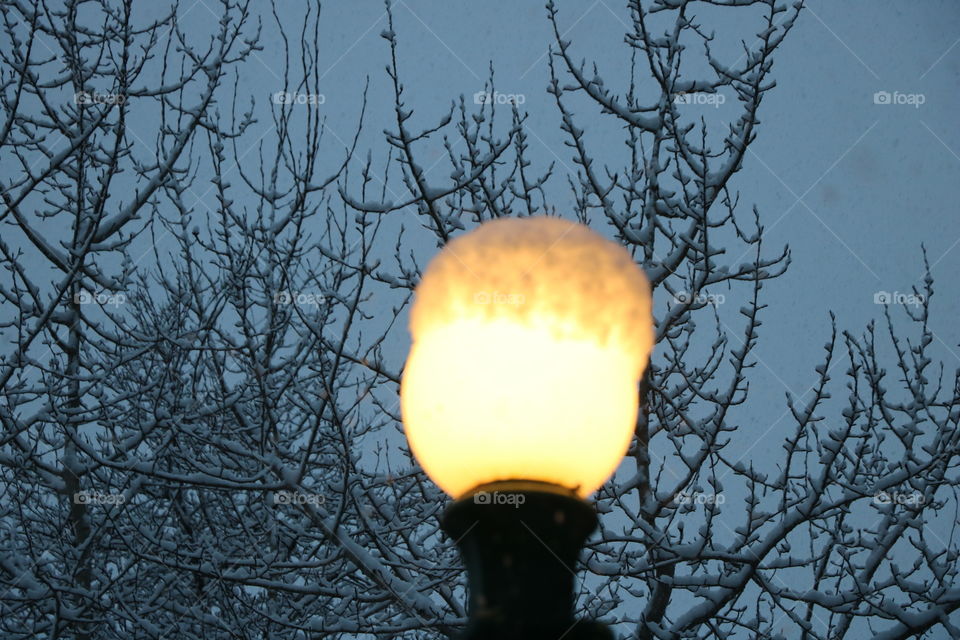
401,216,653,640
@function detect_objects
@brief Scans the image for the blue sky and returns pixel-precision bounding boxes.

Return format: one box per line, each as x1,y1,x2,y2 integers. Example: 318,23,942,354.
8,0,959,472
237,0,960,459
2,2,957,635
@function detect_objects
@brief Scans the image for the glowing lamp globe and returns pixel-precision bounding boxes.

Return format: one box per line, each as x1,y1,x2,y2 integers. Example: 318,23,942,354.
401,216,653,499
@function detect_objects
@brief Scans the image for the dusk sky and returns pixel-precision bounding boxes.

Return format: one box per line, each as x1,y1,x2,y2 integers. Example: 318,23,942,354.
231,0,960,460
20,0,955,488
2,2,959,637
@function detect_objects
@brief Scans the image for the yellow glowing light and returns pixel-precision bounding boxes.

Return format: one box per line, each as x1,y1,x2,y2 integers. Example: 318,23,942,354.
401,216,654,498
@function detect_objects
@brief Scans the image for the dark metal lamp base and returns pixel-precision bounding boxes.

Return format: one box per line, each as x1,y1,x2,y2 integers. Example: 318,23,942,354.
441,481,613,640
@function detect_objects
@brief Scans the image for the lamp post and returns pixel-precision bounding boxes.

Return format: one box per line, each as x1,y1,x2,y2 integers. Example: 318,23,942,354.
401,217,654,640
